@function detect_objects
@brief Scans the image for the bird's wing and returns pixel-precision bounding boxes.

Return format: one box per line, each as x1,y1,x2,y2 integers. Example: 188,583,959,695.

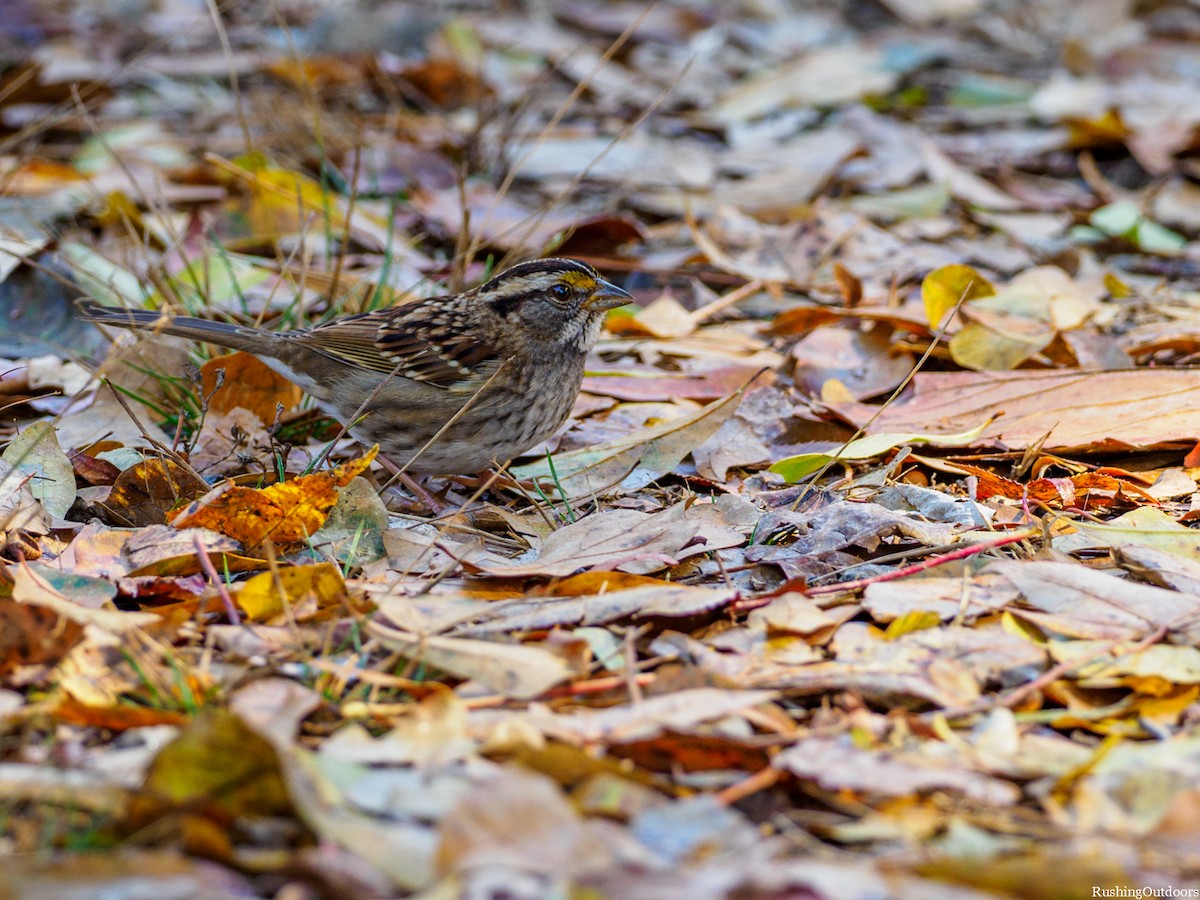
294,307,501,389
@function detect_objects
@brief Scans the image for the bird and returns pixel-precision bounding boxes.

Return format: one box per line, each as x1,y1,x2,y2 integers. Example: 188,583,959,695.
79,258,631,476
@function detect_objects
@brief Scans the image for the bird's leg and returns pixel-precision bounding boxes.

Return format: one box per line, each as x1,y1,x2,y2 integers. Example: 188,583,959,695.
450,469,542,495
377,454,450,514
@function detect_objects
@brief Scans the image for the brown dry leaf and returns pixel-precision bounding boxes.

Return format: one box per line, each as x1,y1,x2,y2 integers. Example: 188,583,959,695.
1,851,256,898
693,384,799,481
830,369,1200,453
124,710,294,834
745,622,1045,708
367,620,575,700
710,44,899,123
122,525,259,577
172,448,377,548
604,294,695,339
476,502,743,578
702,127,863,214
11,561,159,632
790,324,916,401
228,677,323,747
439,583,737,637
102,458,210,527
862,574,1019,624
754,500,964,563
918,137,1023,211
991,560,1200,642
324,689,472,765
1060,508,1200,563
437,766,604,880
1118,544,1200,594
409,179,577,253
767,302,932,339
187,407,271,477
774,736,1020,805
513,387,748,498
0,599,84,678
281,748,441,891
944,460,1158,509
1048,640,1200,685
53,695,189,730
493,688,779,744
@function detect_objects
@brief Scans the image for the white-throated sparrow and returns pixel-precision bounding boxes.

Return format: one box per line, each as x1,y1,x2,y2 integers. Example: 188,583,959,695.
80,258,631,473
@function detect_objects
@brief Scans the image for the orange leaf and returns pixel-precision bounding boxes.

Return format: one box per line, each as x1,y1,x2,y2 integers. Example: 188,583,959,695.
54,696,188,731
200,352,303,422
172,448,376,548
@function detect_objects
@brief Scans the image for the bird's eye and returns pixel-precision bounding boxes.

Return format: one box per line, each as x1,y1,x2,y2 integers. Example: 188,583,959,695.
551,284,570,300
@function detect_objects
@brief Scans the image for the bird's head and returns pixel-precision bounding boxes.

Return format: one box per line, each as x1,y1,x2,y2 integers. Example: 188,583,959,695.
481,258,631,352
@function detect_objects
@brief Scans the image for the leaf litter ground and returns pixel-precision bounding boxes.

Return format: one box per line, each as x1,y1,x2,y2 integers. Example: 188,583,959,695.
2,1,1200,897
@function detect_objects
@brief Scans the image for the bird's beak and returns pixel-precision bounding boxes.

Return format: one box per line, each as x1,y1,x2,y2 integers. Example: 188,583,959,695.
585,278,633,311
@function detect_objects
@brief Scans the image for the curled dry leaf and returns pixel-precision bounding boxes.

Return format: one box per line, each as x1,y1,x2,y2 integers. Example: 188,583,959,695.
512,386,747,499
100,458,210,528
368,619,575,700
991,559,1200,643
487,688,779,744
476,502,744,578
11,561,158,632
774,736,1020,805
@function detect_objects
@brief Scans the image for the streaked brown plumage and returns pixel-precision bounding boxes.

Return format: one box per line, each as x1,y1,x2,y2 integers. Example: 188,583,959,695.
80,258,631,473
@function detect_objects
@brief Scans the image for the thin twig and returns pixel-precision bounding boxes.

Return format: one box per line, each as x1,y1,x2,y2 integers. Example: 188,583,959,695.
192,533,240,626
805,528,1037,596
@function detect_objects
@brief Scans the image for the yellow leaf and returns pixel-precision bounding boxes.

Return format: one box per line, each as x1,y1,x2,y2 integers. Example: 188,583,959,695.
883,609,942,640
920,263,994,328
236,562,346,622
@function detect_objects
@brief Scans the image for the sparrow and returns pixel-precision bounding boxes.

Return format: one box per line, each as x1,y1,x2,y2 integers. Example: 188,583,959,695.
80,258,631,474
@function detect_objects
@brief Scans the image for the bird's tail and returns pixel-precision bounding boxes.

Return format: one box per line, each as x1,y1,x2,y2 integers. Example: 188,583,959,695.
78,302,274,355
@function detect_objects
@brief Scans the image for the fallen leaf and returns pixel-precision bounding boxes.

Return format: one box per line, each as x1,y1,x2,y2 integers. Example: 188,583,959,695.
495,688,779,743
1,420,75,519
102,458,210,527
775,736,1020,804
12,561,158,632
235,562,346,622
200,351,303,421
513,387,747,498
173,448,376,548
368,620,574,700
770,418,994,482
991,560,1200,642
476,502,743,577
0,599,84,677
921,263,995,328
830,369,1200,453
